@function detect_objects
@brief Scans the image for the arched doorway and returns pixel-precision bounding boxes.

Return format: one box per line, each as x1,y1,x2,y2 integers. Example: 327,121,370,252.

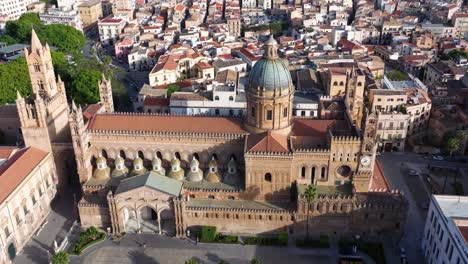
140,206,158,233
8,243,16,261
122,208,138,233
159,208,175,236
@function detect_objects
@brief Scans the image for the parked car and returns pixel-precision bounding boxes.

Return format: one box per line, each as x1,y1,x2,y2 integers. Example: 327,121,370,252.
400,247,407,264
408,170,419,176
432,155,444,161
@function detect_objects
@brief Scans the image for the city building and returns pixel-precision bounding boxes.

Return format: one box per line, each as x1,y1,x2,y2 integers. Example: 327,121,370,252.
0,147,58,263
0,0,36,22
39,7,83,32
78,0,102,27
421,195,468,264
98,17,127,46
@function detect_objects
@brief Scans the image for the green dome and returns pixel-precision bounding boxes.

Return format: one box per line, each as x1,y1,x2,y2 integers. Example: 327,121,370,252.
134,157,143,166
96,156,107,164
93,166,110,180
248,36,292,91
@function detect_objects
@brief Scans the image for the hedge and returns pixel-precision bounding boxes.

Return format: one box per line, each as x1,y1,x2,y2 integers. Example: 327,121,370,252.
243,236,287,246
296,235,330,248
69,227,106,255
201,226,217,242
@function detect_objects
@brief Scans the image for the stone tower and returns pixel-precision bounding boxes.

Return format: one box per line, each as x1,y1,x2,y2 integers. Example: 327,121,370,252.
69,101,93,183
17,29,71,151
98,74,114,113
16,29,73,192
345,67,365,130
245,35,294,135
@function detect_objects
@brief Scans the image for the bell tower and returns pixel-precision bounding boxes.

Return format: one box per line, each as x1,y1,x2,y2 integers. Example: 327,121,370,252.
25,29,59,99
99,74,114,113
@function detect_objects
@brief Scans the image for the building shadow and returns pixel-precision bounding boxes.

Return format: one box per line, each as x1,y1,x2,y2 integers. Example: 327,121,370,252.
128,250,159,264
18,245,49,264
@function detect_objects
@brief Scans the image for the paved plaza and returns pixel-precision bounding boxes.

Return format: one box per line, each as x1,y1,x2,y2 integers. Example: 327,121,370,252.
70,234,331,264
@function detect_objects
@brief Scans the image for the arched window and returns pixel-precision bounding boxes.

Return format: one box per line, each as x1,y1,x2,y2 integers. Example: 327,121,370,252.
138,151,144,160
211,153,218,160
120,150,126,159
101,149,108,159
333,81,338,86
283,107,288,117
357,82,362,86
339,81,344,86
251,106,255,117
321,167,326,179
301,167,306,178
33,63,40,72
311,167,316,178
193,153,199,161
264,173,272,182
266,110,273,120
208,195,215,199
156,151,163,159
228,96,234,101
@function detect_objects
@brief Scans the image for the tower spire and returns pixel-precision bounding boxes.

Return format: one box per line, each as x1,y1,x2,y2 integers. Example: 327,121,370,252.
264,35,278,59
31,29,42,51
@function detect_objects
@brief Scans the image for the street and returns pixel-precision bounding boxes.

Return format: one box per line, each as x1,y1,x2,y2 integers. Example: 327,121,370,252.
377,151,467,264
70,234,330,264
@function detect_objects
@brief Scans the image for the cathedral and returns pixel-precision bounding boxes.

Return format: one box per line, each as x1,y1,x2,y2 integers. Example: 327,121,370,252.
18,31,407,238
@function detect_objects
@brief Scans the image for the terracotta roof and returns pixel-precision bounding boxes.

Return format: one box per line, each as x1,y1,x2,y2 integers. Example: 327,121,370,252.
100,18,122,23
144,97,170,106
196,61,213,70
371,160,390,191
0,147,16,160
83,103,103,121
87,114,248,135
457,225,468,245
175,4,186,12
247,131,289,153
0,147,49,204
292,119,349,137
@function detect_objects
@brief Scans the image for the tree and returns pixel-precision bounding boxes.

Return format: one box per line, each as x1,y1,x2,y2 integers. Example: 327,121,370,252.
304,185,317,240
0,57,31,104
51,251,69,264
250,258,261,264
69,68,102,105
386,70,408,81
166,84,181,97
4,13,42,43
443,131,467,156
38,24,86,53
185,258,199,264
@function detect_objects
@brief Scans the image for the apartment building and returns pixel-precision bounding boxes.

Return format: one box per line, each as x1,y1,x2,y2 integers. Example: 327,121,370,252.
421,195,468,264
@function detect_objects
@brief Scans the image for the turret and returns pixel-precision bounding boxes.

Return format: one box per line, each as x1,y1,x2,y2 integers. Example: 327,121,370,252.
168,156,184,181
187,157,203,182
205,157,221,183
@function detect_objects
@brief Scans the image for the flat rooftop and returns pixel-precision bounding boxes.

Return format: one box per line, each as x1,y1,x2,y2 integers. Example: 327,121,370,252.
434,195,468,218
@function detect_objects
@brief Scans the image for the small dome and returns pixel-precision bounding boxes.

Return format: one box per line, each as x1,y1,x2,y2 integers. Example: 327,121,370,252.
152,157,162,166
115,155,125,165
187,170,203,182
96,156,106,164
205,172,221,183
134,157,143,166
208,157,217,167
168,168,184,181
190,157,199,168
171,158,180,167
93,166,110,180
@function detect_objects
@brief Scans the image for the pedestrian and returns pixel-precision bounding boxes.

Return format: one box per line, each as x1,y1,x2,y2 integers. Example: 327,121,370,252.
196,236,199,245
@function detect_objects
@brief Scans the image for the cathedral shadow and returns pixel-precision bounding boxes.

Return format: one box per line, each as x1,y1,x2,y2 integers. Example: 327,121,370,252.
19,244,49,264
128,250,160,264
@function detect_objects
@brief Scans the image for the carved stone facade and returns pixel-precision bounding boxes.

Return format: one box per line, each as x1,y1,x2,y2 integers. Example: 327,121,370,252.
73,37,408,239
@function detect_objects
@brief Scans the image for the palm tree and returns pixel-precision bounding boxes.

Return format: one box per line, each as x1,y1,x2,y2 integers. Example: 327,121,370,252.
304,185,317,240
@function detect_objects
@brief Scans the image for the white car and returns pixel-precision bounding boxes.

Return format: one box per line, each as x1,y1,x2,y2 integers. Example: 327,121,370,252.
432,155,444,161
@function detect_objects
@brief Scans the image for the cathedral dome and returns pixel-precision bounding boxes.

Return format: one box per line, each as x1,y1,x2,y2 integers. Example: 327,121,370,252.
248,36,292,92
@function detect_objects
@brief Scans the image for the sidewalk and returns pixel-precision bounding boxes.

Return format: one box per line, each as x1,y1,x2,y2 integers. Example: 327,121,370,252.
14,192,78,264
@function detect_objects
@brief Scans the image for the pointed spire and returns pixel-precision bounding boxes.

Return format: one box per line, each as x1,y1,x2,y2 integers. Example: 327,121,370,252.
16,90,23,100
31,29,42,51
264,35,278,59
71,100,77,111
